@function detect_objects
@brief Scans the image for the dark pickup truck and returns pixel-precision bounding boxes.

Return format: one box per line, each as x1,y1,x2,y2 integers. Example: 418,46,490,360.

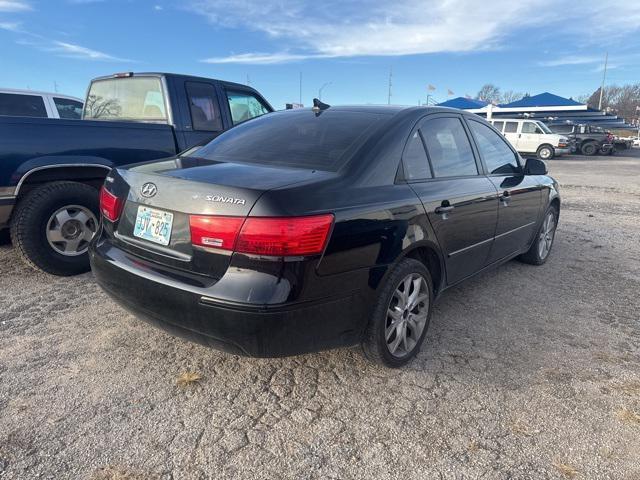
0,72,273,275
547,123,614,156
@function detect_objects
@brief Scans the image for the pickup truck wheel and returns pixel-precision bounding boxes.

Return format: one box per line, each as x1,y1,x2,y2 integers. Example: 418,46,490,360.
537,145,554,160
581,142,597,156
362,258,433,368
518,205,558,266
10,181,99,276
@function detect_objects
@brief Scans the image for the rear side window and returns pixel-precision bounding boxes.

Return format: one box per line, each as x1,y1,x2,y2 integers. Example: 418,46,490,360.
226,90,271,125
53,97,83,119
504,122,518,133
492,121,504,132
196,110,387,172
468,120,520,175
185,82,222,132
402,131,432,180
0,93,47,117
421,117,477,178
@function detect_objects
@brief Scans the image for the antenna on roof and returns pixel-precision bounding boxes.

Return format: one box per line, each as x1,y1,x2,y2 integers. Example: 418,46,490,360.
312,98,330,114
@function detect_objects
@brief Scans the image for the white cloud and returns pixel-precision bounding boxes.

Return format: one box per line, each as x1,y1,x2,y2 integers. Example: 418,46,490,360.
202,51,332,64
539,56,603,67
0,0,31,12
51,41,131,62
189,0,640,64
0,20,22,31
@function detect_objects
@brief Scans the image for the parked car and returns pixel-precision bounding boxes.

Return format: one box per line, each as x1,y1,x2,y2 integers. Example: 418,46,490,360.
0,72,273,275
612,135,633,151
548,123,614,156
0,88,84,120
90,104,560,367
487,118,569,160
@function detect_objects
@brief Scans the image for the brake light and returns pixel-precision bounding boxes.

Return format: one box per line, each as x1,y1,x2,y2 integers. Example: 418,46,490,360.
190,215,244,250
99,186,123,222
237,215,334,256
189,214,334,256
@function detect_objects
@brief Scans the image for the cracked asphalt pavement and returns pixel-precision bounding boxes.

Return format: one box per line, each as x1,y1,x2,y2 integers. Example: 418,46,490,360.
1,150,639,479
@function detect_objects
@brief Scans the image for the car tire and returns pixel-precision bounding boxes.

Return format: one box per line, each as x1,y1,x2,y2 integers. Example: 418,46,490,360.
10,181,99,276
518,205,558,266
537,145,554,160
581,142,597,156
362,258,434,368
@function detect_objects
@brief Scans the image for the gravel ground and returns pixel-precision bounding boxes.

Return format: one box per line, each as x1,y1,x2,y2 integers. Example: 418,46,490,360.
1,150,639,480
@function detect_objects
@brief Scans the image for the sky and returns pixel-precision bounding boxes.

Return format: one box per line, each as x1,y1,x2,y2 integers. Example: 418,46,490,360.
1,0,640,109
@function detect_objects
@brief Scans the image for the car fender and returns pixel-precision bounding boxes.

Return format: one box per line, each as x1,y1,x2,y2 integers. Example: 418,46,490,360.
11,155,114,195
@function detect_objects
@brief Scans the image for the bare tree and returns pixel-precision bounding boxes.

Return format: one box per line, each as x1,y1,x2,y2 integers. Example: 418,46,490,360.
476,84,501,104
500,90,523,105
584,84,640,121
84,95,122,119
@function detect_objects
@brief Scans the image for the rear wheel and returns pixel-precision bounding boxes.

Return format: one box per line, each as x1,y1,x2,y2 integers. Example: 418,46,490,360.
10,181,99,276
537,145,554,160
581,142,597,156
362,258,433,368
519,205,558,265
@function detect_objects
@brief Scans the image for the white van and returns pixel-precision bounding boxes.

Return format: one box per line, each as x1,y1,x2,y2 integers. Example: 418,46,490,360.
489,118,570,159
0,88,84,119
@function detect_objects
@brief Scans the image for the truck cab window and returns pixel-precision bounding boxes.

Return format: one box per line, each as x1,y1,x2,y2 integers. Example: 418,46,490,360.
185,82,222,132
226,91,270,125
84,77,167,122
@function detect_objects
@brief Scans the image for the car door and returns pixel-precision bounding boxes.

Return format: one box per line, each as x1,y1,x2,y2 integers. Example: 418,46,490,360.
518,121,541,153
466,118,543,263
406,114,499,285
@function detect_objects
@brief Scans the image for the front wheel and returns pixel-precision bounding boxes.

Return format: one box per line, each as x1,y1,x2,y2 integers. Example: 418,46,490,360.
581,142,597,156
10,181,99,276
362,258,434,368
537,145,554,160
519,206,558,265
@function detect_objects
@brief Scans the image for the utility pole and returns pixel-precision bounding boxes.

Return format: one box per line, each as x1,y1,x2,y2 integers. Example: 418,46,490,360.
299,71,302,105
598,52,608,111
318,82,331,101
246,74,251,86
387,67,392,105
53,81,59,93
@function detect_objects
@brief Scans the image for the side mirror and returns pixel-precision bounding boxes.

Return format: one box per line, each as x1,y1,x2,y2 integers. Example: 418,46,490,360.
523,157,547,175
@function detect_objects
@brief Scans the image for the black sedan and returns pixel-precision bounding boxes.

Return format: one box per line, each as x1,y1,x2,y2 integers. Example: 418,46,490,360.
90,103,560,367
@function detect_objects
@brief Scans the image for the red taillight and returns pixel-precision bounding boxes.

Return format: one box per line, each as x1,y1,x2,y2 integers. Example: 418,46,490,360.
189,214,334,257
189,215,244,250
99,186,122,222
237,215,334,256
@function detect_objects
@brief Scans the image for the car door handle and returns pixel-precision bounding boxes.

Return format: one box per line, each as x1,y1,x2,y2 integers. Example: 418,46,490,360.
435,205,455,214
499,191,511,205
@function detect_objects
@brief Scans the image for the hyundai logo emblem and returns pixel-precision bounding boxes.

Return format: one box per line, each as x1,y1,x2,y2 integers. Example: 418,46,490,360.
140,182,157,198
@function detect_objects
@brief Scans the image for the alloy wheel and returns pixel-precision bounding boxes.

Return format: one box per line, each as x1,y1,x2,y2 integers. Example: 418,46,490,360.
537,211,556,260
385,273,429,357
46,205,98,256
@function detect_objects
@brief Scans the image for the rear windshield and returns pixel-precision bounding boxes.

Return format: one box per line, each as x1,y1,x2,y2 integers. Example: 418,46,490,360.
83,77,167,122
194,110,388,171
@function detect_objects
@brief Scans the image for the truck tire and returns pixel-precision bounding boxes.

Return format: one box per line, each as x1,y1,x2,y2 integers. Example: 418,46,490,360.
536,145,554,160
10,181,99,276
580,142,597,156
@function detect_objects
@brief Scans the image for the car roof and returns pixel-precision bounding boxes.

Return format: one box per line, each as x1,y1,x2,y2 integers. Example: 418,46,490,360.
0,88,83,102
273,105,473,119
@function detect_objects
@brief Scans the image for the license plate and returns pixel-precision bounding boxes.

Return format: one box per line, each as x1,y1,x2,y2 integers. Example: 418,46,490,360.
133,206,173,246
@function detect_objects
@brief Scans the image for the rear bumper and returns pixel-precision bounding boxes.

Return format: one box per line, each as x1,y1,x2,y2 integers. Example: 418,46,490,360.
0,196,15,228
90,240,366,357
